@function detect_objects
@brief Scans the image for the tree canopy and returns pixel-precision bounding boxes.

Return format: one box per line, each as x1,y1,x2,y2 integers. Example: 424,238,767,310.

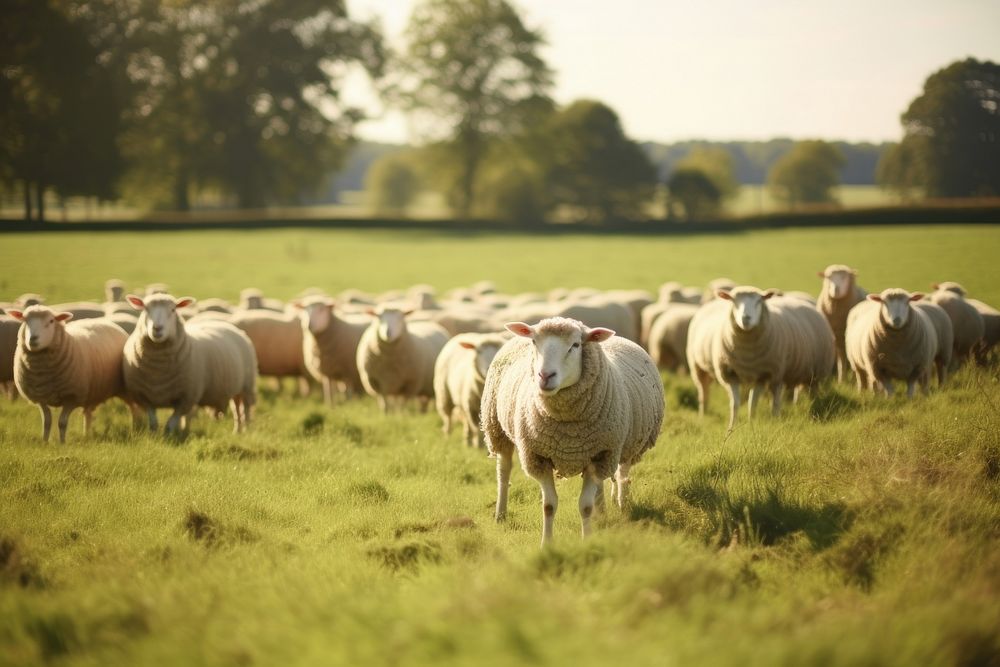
666,168,721,221
394,0,552,218
767,140,845,208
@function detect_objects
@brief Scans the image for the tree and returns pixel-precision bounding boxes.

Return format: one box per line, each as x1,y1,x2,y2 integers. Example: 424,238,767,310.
365,153,421,216
0,0,123,221
897,58,1000,198
767,140,845,208
674,146,739,200
666,168,721,220
394,0,552,218
875,137,928,201
544,100,658,222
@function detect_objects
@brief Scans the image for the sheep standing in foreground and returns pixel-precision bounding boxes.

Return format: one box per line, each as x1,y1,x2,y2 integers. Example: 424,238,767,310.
687,287,834,430
481,317,664,545
816,264,867,382
123,294,257,434
845,289,937,398
912,300,954,386
434,332,507,447
929,282,986,368
295,296,368,404
8,306,135,442
356,306,449,413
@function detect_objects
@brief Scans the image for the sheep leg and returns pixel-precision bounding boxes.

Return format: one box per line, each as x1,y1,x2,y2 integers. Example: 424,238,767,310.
579,466,601,538
83,407,94,437
376,394,388,414
595,481,606,514
771,383,784,417
494,449,513,522
165,409,187,434
615,461,632,509
297,376,311,398
694,368,712,417
57,406,74,444
147,408,159,432
748,384,762,421
321,377,333,406
463,420,475,447
230,397,243,433
537,467,558,546
726,382,740,431
836,354,846,383
40,404,52,442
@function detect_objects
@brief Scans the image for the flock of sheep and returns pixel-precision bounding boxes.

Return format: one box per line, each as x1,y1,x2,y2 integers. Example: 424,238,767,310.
1,268,998,544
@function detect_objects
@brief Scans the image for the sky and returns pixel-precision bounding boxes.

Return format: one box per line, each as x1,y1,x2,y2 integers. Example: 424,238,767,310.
342,0,1000,146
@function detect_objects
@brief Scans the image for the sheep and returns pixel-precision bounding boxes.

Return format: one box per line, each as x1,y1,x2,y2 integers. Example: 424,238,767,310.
701,278,736,304
434,332,507,447
197,298,234,314
1,315,21,400
356,306,449,413
104,279,136,316
8,306,135,442
604,289,655,340
816,264,868,382
647,302,700,373
912,300,954,386
123,294,257,434
15,293,44,308
144,283,169,296
560,298,639,343
239,288,285,313
845,289,937,398
967,298,999,365
687,287,835,429
228,309,309,394
107,311,139,335
49,302,106,321
481,317,664,545
427,305,497,336
295,296,369,404
641,289,698,348
929,282,986,368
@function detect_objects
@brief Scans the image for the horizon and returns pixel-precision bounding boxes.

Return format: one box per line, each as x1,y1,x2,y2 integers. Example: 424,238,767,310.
343,0,1000,146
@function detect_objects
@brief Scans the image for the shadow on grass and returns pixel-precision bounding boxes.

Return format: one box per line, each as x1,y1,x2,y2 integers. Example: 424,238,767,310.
808,387,862,422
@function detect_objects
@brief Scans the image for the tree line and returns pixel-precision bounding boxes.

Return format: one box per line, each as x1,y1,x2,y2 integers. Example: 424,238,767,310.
2,1,997,223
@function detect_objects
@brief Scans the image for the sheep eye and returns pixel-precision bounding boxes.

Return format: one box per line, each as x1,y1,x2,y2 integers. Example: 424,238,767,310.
571,342,580,349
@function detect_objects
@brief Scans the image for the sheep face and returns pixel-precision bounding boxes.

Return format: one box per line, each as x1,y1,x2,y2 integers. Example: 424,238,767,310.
105,280,126,302
9,306,72,351
302,301,333,333
822,269,855,299
375,309,409,343
506,320,614,396
719,288,775,332
869,290,924,330
460,339,503,379
128,294,194,343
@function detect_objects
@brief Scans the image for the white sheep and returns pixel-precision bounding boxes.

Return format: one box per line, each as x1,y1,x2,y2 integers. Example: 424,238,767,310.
8,306,136,442
647,302,700,373
687,287,834,430
701,278,736,304
929,282,986,368
356,306,449,413
123,294,257,434
239,288,285,313
434,332,507,447
967,297,999,365
912,300,953,386
0,315,18,400
481,317,664,545
294,296,369,404
229,309,309,394
845,289,937,398
815,264,868,382
640,283,699,347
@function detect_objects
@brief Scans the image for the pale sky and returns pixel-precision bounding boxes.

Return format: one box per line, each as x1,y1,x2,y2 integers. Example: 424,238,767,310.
342,0,1000,145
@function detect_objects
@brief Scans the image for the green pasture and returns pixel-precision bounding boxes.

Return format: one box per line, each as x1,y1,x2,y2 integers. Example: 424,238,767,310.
1,225,999,666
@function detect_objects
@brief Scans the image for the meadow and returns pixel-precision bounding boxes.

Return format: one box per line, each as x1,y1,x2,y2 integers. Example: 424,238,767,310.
1,225,999,666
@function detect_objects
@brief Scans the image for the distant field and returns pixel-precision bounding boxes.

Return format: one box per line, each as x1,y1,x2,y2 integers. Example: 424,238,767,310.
1,225,999,666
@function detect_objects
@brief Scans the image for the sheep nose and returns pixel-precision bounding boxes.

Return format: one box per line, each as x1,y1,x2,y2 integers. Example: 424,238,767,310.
28,335,38,347
538,370,556,385
152,325,164,336
741,316,751,328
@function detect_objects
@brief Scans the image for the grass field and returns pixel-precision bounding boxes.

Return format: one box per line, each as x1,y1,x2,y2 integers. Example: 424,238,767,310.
1,225,999,666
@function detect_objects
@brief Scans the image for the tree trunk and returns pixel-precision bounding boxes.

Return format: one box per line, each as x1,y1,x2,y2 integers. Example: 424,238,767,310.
36,181,45,223
173,169,190,211
23,181,33,222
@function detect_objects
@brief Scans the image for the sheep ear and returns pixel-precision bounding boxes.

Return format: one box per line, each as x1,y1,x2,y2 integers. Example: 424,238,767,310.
55,312,74,322
6,309,24,321
364,308,377,317
716,290,733,301
175,297,196,309
458,341,477,350
867,294,883,303
505,322,534,338
909,293,925,302
816,271,826,278
586,327,615,343
763,290,778,300
291,300,303,309
402,309,415,317
126,295,145,310
931,283,940,290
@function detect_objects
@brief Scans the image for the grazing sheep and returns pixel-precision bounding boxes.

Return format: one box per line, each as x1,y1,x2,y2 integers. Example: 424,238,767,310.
8,306,135,442
295,296,368,404
229,309,309,393
816,264,868,382
688,287,835,430
967,298,999,365
929,282,986,368
481,317,664,545
845,289,936,398
123,294,257,434
434,332,507,447
356,306,449,413
912,300,954,386
647,302,700,373
1,315,22,400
